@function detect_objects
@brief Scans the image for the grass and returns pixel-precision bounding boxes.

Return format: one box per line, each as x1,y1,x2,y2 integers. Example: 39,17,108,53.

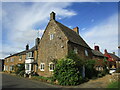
107,81,120,88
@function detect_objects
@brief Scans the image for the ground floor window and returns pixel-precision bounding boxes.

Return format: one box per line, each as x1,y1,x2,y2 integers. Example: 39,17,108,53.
26,64,29,70
9,65,14,71
40,63,45,71
49,62,55,71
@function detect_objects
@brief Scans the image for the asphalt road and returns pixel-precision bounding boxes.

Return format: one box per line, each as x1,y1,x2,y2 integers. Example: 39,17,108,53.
2,73,61,88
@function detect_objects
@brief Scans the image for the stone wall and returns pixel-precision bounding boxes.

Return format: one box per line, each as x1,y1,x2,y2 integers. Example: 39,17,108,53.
38,20,68,77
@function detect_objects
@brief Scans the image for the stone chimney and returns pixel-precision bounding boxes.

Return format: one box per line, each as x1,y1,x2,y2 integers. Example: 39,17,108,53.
26,44,29,50
104,49,108,54
113,52,115,55
35,38,40,46
50,12,55,20
94,46,100,51
73,27,79,34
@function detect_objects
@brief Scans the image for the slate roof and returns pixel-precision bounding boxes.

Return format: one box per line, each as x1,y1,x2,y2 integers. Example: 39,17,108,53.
55,21,91,49
5,45,37,59
108,53,120,61
92,50,104,57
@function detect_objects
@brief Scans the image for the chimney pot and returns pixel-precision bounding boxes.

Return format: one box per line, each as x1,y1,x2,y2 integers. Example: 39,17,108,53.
50,12,55,20
104,49,107,53
113,52,115,55
73,27,79,34
26,44,29,50
35,38,40,46
94,46,100,51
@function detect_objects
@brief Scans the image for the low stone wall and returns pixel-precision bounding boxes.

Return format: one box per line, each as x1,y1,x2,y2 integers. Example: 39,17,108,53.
110,73,120,82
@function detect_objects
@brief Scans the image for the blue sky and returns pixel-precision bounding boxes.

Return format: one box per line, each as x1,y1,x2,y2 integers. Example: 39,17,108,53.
1,2,119,58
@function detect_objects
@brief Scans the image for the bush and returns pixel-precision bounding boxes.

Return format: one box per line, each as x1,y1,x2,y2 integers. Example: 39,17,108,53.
53,51,84,86
19,70,25,77
14,63,25,76
54,58,83,86
85,60,98,79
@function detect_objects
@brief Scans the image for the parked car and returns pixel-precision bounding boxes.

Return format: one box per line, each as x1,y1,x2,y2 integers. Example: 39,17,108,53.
109,68,116,74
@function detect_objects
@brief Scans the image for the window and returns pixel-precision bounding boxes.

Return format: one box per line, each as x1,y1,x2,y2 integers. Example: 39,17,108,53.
74,47,78,54
50,34,54,40
7,59,9,62
40,63,45,71
49,62,55,71
10,58,14,62
9,65,14,71
19,55,22,61
85,50,88,56
26,64,29,70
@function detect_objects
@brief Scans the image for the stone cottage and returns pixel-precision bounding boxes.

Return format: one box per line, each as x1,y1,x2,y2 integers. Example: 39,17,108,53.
92,46,106,71
37,12,93,77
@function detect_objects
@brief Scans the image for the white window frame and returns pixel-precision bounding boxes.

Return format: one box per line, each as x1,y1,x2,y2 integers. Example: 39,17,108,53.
49,62,55,71
40,63,45,71
85,49,88,56
74,47,78,54
50,34,54,40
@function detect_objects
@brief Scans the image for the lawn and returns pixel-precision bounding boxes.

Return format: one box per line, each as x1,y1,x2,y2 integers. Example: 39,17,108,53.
107,81,120,88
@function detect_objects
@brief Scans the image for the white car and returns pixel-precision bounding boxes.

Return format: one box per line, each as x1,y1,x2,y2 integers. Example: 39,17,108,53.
109,68,116,74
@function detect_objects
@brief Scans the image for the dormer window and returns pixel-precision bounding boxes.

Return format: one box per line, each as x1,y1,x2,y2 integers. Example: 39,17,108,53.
50,34,54,40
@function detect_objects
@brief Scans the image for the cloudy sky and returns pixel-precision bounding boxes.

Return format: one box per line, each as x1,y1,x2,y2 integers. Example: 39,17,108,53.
1,1,119,59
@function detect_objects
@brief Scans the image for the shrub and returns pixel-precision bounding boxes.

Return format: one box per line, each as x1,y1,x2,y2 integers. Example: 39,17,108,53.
53,58,83,86
14,63,25,76
85,59,98,79
19,70,25,77
53,51,84,86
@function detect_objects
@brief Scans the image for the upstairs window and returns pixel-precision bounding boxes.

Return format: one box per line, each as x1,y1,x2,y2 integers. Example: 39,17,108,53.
49,62,55,71
85,50,88,56
40,63,45,71
74,47,78,54
50,34,54,40
10,58,14,62
19,55,22,61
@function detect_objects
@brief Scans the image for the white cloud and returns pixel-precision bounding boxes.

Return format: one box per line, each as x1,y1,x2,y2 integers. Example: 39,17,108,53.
82,13,118,56
2,2,76,58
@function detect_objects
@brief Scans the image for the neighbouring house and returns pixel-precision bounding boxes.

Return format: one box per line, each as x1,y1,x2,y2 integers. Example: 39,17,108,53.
4,45,28,72
92,46,107,71
0,59,4,71
104,49,120,69
4,38,40,74
37,12,93,77
25,37,40,75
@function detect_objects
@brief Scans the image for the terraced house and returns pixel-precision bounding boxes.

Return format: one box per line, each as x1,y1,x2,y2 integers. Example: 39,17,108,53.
4,38,40,74
37,12,93,77
5,12,119,77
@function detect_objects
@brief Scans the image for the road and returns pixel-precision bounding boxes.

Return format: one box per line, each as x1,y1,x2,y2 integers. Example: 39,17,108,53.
2,72,61,88
1,72,114,89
